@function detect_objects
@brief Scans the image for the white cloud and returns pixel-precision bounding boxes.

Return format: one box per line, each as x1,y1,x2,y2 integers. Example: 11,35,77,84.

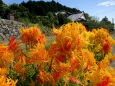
98,0,115,6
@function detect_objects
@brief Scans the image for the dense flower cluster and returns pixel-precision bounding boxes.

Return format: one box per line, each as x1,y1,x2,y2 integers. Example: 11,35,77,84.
0,22,115,86
20,26,46,48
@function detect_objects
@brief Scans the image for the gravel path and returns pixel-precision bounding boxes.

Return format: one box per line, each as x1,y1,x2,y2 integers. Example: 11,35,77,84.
110,31,115,68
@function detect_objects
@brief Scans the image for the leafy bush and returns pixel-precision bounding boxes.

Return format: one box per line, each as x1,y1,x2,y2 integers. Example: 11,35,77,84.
0,22,115,86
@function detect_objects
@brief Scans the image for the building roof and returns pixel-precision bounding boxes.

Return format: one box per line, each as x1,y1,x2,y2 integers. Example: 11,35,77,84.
55,10,72,15
67,12,86,21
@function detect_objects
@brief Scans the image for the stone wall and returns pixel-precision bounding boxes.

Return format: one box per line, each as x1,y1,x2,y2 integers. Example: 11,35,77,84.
0,19,23,40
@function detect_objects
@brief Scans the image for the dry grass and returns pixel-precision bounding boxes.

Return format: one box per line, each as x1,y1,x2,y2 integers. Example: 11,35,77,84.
46,35,56,49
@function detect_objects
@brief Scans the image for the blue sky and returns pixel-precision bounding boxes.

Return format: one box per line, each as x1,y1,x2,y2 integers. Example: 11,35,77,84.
3,0,115,21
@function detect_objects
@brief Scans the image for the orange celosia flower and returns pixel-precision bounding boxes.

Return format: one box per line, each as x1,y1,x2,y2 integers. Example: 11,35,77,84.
14,62,26,79
0,75,17,86
29,44,47,66
8,36,20,53
97,76,110,86
14,56,26,79
103,39,111,54
51,63,70,83
0,22,114,86
70,57,79,72
38,71,54,85
0,68,17,86
98,58,109,69
52,71,61,82
0,44,14,68
20,26,46,47
0,68,8,75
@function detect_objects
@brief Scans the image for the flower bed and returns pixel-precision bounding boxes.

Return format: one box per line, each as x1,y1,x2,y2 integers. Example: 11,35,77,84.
0,22,115,86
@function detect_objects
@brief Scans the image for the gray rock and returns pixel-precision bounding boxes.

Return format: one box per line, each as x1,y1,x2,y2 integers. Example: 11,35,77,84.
0,19,23,40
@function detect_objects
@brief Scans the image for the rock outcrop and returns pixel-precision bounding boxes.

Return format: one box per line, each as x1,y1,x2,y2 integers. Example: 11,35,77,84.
0,19,23,40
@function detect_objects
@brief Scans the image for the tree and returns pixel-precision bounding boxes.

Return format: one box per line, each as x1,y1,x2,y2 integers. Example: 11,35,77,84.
47,12,55,25
83,13,100,30
0,0,9,18
0,0,3,4
9,3,19,10
83,14,114,31
101,16,111,24
1,4,11,18
0,0,4,17
100,16,114,31
57,14,70,26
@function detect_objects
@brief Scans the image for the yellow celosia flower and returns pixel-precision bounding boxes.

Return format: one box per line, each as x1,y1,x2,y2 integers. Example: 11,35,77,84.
48,22,115,86
52,22,87,52
73,49,96,72
98,58,109,69
91,28,113,54
87,67,115,86
92,28,109,44
85,57,115,86
111,55,115,60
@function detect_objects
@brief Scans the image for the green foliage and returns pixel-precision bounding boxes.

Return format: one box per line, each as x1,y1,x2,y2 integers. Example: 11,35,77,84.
100,16,114,31
2,0,79,28
18,17,31,26
47,12,56,25
24,64,36,78
0,0,4,17
9,4,29,19
38,24,51,36
83,13,114,31
94,51,105,62
0,0,2,4
57,13,70,26
21,1,80,16
9,63,39,86
1,0,114,32
0,0,77,30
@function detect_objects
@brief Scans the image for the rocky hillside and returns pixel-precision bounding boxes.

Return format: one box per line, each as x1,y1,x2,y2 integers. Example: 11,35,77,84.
0,19,23,40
